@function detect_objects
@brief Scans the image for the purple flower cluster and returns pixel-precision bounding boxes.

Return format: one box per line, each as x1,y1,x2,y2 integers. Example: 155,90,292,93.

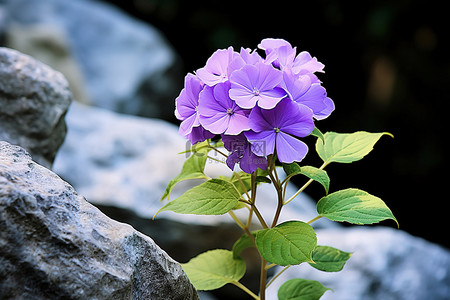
175,38,334,174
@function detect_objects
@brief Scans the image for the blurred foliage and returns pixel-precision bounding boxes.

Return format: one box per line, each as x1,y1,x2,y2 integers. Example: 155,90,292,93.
105,0,449,249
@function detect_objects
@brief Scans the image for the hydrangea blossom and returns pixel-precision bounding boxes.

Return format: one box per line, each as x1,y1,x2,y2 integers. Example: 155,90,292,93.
174,38,334,173
258,38,297,70
198,82,250,135
175,74,214,144
245,98,315,163
196,47,235,86
281,71,334,120
259,38,324,83
222,133,268,174
229,62,286,109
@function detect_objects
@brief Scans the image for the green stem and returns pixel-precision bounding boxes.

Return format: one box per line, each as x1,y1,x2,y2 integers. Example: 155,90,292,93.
229,211,246,230
248,171,269,229
266,265,291,288
284,178,313,205
232,281,260,300
307,215,323,225
284,162,327,205
260,259,267,300
250,171,257,204
246,205,254,228
253,205,269,229
206,155,225,164
282,177,289,203
271,184,284,228
268,160,283,228
234,171,251,202
207,145,228,158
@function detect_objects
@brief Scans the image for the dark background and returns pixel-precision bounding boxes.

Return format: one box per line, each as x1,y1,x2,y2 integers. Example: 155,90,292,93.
105,0,448,249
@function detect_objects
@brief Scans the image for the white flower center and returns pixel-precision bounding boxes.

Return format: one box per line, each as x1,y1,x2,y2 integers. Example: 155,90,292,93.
253,88,260,96
226,108,234,115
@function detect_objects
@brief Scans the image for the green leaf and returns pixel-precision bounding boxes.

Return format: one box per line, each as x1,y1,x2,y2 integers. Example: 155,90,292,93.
282,161,303,177
309,246,352,272
310,126,325,143
256,176,272,184
278,278,331,300
161,141,210,201
255,221,317,266
232,232,257,259
219,171,251,195
155,179,241,217
181,249,246,291
316,131,393,165
221,169,270,196
317,188,398,226
283,163,330,194
218,172,250,210
177,139,216,154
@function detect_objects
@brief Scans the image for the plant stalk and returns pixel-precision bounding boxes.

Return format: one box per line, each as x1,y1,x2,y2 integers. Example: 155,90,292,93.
268,161,283,228
307,215,323,224
284,162,328,205
232,281,260,300
259,259,267,300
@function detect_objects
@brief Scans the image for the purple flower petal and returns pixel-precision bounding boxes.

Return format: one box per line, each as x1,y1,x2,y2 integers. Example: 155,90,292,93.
281,72,333,120
229,89,258,109
292,51,325,74
250,98,300,131
281,72,311,101
265,45,297,69
198,86,221,116
179,113,199,136
229,64,260,108
245,130,276,157
222,133,268,173
276,132,309,163
256,87,287,109
246,98,314,163
249,103,281,130
314,97,335,120
175,74,203,120
187,126,215,145
258,38,292,54
239,48,263,65
257,63,283,91
213,81,234,108
198,82,250,135
226,113,250,135
226,151,240,171
280,103,314,138
230,63,284,109
196,47,235,86
297,83,328,116
239,150,268,173
222,133,245,151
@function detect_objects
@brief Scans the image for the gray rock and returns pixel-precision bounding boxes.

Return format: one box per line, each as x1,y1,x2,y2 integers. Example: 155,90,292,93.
5,23,91,105
0,141,199,300
2,0,182,119
0,47,71,168
266,227,450,300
